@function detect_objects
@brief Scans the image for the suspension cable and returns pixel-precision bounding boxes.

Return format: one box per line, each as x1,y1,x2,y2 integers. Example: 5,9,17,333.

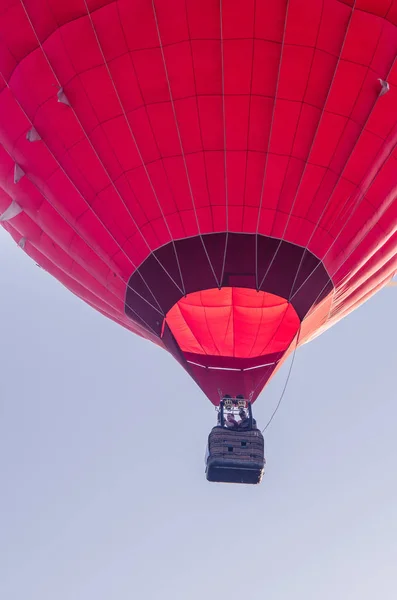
261,328,301,433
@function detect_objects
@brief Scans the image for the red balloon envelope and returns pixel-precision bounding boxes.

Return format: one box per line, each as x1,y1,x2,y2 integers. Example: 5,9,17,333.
1,0,396,404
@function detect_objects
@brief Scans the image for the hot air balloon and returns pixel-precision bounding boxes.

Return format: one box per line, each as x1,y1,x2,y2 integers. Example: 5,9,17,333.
0,0,396,484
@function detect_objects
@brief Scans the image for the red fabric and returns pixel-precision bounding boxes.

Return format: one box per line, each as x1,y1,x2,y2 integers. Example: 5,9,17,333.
166,288,300,358
1,0,396,402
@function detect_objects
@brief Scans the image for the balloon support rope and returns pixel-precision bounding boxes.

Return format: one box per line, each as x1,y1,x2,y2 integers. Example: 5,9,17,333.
261,329,301,433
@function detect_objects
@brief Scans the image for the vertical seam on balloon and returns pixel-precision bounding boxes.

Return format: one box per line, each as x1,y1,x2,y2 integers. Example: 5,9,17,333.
290,117,397,304
0,68,166,318
4,213,155,337
17,0,184,301
0,153,163,332
202,303,222,356
114,1,189,242
151,0,222,290
384,0,394,19
300,288,335,343
20,0,162,254
183,292,210,356
183,0,215,234
295,166,396,326
197,289,222,355
298,27,390,236
272,0,325,231
81,0,187,297
219,0,229,286
256,302,290,358
254,0,290,290
221,296,234,356
21,0,185,298
289,53,397,302
5,223,108,319
165,302,207,355
258,0,357,292
246,287,269,358
0,73,162,314
336,219,397,287
0,160,161,335
297,10,388,233
241,0,258,234
48,5,156,235
268,7,395,302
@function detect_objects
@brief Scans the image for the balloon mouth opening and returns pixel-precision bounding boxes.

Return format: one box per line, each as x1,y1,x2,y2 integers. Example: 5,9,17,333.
165,287,300,359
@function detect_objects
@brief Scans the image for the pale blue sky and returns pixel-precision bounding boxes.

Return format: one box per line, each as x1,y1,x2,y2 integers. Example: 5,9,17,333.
1,226,396,600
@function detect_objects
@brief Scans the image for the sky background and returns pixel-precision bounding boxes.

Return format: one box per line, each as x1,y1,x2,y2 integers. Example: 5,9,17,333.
0,225,396,600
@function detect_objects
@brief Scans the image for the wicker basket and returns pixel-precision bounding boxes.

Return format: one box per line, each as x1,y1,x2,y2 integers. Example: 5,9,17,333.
206,426,265,484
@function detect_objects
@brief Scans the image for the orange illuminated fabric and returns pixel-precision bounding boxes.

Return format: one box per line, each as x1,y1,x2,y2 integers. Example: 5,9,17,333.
166,288,300,358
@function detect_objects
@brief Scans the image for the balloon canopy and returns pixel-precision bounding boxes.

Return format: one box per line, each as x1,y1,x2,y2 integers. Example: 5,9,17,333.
1,0,396,404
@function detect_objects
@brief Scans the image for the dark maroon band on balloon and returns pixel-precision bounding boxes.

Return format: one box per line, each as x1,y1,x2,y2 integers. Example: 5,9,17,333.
125,233,333,404
125,233,333,336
